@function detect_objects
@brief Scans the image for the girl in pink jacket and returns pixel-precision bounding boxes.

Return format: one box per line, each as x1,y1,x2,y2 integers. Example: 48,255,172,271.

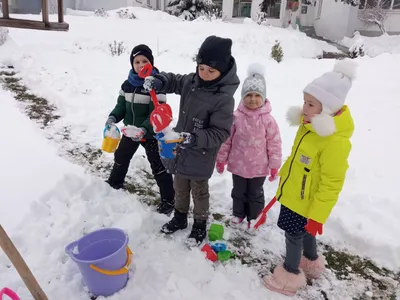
216,63,282,229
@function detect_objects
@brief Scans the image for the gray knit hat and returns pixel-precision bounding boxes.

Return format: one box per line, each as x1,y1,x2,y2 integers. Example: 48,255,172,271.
241,63,266,100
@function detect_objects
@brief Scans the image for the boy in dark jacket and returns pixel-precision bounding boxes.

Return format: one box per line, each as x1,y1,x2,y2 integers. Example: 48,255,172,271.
144,36,240,245
105,44,175,215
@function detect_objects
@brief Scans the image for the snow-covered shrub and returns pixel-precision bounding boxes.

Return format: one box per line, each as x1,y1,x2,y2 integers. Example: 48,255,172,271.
116,8,136,19
109,41,126,56
94,8,109,18
255,12,268,25
271,40,284,63
349,43,365,58
0,2,9,46
0,27,8,46
167,0,217,21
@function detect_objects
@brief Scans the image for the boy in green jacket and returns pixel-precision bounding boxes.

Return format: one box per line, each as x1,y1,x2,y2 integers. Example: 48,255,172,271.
105,44,175,215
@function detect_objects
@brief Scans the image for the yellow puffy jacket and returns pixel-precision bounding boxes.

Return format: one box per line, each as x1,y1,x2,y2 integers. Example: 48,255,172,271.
276,105,354,224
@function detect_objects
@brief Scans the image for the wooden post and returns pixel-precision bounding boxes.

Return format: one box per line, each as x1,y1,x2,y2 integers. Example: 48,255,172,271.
41,0,49,24
0,225,49,300
1,0,10,18
57,0,64,23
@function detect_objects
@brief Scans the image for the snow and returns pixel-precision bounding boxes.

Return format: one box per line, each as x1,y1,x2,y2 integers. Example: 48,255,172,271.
341,31,400,57
0,7,399,300
162,128,181,141
0,88,83,233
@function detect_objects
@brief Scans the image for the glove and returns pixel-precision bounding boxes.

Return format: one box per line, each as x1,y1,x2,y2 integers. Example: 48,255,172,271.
216,162,225,174
304,219,323,236
143,76,164,92
179,132,197,149
105,115,117,128
121,125,146,141
268,168,279,182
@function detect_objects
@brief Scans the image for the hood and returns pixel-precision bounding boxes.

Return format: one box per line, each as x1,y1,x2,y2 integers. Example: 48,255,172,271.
286,105,354,138
237,99,272,117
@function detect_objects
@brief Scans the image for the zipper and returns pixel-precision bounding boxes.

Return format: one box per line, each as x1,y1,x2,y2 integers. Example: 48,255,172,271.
277,130,310,201
300,167,310,200
130,88,138,126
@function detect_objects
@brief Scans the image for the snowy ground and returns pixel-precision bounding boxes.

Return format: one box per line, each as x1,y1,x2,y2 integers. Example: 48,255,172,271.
1,7,400,300
341,31,400,57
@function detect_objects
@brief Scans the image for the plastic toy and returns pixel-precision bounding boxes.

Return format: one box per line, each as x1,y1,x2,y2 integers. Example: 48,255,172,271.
208,223,224,241
0,288,20,300
101,125,121,153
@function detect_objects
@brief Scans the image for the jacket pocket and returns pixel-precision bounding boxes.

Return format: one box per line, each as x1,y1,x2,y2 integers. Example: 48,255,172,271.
300,167,311,200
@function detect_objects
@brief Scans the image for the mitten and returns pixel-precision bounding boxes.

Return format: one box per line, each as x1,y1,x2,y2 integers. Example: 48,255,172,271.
179,132,197,148
268,168,279,182
304,219,323,236
121,125,146,141
216,162,225,174
143,76,164,92
105,115,117,128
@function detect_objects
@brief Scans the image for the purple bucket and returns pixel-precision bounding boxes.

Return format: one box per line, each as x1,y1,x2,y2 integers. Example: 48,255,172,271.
65,228,132,297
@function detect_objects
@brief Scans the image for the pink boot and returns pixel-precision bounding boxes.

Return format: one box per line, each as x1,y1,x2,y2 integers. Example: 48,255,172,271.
263,264,306,296
300,255,326,279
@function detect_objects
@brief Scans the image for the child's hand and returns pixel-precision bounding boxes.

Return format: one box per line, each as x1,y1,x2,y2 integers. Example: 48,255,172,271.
305,219,323,236
179,132,197,148
143,76,163,92
121,125,146,141
216,162,225,174
268,168,279,182
105,116,116,128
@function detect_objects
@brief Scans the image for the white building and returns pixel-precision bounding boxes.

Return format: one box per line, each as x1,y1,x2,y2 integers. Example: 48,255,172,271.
298,0,400,40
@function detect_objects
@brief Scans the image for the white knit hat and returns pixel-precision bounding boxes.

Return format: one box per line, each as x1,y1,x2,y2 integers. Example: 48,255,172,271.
303,59,357,115
241,63,267,100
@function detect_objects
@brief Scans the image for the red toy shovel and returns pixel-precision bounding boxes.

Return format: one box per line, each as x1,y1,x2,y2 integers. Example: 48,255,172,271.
253,197,277,230
139,63,173,132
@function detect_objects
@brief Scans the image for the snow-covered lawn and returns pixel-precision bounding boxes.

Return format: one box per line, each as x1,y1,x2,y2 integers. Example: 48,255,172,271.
1,7,399,300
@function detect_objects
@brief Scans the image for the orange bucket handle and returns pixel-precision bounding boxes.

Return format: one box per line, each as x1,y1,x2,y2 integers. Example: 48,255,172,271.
89,247,133,276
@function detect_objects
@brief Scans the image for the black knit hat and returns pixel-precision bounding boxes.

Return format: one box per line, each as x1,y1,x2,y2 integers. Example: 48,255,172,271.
130,44,154,67
196,36,232,74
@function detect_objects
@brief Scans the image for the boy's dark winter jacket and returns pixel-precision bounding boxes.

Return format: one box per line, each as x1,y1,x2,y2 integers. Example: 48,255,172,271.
109,80,167,139
157,58,240,180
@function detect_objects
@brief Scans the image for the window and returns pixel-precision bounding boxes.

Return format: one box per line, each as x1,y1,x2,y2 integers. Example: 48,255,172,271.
359,0,398,9
393,0,400,8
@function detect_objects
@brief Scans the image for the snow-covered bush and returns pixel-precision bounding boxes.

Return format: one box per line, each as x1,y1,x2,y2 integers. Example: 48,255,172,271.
116,8,136,19
94,8,109,18
0,2,9,46
109,41,126,56
0,28,8,46
349,43,365,58
255,12,268,25
167,0,217,21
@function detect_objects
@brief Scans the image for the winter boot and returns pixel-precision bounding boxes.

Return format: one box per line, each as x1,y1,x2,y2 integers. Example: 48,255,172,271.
185,219,207,247
156,199,175,215
106,163,129,190
299,255,326,279
161,210,188,234
263,264,307,297
230,216,244,227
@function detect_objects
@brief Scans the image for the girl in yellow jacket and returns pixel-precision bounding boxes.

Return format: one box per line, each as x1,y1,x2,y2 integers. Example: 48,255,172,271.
264,60,356,297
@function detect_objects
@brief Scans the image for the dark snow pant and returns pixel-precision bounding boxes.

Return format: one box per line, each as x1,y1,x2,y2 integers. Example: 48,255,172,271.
107,136,175,202
231,174,266,221
174,175,210,221
284,231,319,274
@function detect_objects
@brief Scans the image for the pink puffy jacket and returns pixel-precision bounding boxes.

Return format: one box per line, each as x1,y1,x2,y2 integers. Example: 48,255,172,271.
216,100,282,179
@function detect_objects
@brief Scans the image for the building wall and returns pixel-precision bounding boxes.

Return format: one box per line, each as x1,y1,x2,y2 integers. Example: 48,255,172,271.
313,0,357,40
299,3,316,27
222,0,234,19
